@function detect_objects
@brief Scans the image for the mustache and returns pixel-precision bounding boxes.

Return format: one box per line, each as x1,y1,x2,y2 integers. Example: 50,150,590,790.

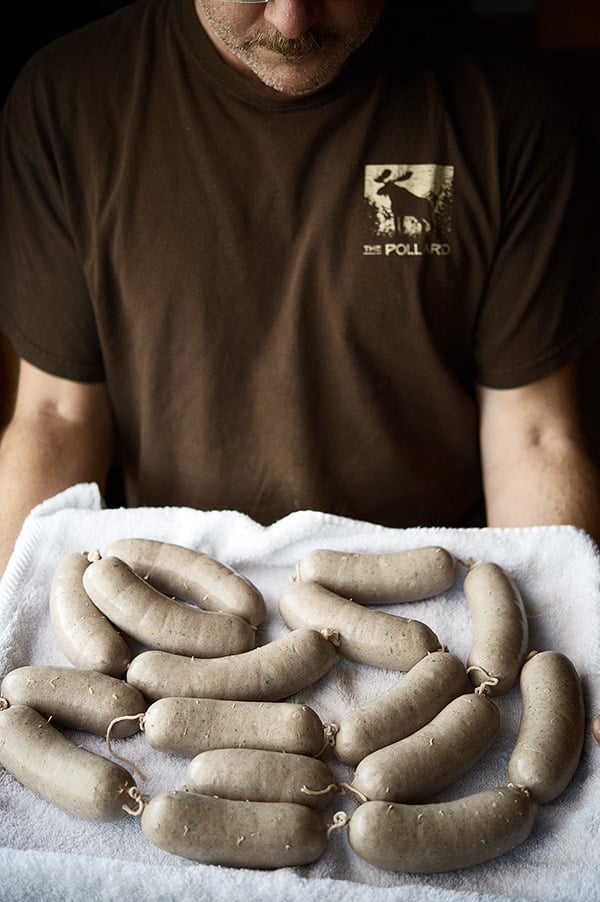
242,29,324,59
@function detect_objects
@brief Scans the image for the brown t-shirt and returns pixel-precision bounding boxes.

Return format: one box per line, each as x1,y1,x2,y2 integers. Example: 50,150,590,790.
1,0,599,527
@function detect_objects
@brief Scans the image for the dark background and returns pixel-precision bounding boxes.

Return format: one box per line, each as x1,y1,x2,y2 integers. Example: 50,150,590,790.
1,1,131,105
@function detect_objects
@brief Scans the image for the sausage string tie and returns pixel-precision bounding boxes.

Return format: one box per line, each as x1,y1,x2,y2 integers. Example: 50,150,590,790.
320,628,341,647
121,786,147,817
300,781,368,802
507,782,531,798
105,714,147,781
326,811,350,836
0,697,9,711
319,721,338,755
466,665,499,695
300,782,339,798
335,781,369,802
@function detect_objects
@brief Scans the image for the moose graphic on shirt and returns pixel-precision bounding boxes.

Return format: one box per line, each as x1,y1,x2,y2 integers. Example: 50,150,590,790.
365,164,454,241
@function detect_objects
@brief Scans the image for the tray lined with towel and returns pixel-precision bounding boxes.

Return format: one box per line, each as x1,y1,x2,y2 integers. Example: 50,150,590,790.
1,482,600,902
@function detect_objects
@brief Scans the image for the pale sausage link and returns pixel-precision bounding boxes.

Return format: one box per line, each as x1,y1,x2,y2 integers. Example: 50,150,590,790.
140,790,328,868
295,546,458,603
278,580,440,671
464,561,529,695
346,785,536,872
0,703,138,822
126,627,338,701
106,537,267,626
508,650,585,803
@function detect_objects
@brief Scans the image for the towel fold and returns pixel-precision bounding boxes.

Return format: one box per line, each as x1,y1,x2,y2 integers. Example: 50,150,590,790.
1,483,599,901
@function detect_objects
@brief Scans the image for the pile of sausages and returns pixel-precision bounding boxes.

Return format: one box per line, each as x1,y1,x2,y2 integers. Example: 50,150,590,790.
0,539,586,873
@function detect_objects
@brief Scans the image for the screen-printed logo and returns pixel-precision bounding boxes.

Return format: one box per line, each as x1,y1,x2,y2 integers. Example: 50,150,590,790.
364,164,454,257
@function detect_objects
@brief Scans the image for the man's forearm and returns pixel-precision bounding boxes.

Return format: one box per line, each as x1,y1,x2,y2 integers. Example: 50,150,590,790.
482,435,600,547
0,413,113,576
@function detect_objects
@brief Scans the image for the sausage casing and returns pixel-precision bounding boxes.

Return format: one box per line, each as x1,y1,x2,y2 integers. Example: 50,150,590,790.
126,627,338,701
279,580,440,671
508,650,585,803
333,650,469,765
141,790,328,868
143,697,326,757
348,786,535,872
107,537,266,626
49,551,131,677
185,748,336,808
464,561,528,695
83,555,256,657
0,665,146,738
352,692,500,803
296,545,457,603
0,703,137,821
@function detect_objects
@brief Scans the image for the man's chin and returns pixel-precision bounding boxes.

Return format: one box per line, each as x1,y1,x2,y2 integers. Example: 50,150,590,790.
237,53,343,97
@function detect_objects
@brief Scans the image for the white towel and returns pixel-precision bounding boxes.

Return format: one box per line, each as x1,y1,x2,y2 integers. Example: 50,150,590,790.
1,483,600,902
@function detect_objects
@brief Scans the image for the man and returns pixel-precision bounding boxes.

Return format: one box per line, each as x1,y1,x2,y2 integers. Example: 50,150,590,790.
1,1,600,580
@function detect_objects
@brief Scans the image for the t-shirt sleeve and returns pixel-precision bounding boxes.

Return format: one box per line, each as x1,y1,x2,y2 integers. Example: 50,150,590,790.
0,60,105,383
472,119,600,390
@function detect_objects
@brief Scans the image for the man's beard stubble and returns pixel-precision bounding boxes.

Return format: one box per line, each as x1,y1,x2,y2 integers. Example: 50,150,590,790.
195,1,383,96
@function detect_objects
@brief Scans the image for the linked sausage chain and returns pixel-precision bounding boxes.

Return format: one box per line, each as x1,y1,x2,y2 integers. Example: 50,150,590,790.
0,539,587,874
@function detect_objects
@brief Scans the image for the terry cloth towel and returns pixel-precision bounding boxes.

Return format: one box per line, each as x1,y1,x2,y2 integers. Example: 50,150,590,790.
1,483,600,902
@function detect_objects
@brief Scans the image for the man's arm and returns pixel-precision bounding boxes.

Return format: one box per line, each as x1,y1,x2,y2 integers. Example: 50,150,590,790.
0,359,115,576
477,359,600,545
478,359,600,743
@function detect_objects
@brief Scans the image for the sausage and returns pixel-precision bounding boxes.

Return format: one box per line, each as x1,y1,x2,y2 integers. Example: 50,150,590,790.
296,545,458,603
0,702,138,821
126,627,338,702
82,555,256,657
351,692,501,803
0,665,147,738
185,748,337,809
141,790,328,868
347,785,535,872
142,697,327,757
278,580,440,671
464,561,528,695
49,551,131,677
508,650,585,803
106,537,266,627
333,650,470,765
